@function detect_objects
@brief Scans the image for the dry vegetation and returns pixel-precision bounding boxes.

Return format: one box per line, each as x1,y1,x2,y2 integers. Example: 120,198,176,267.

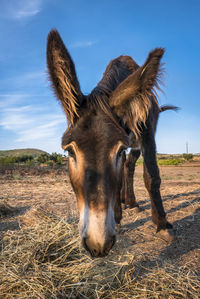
0,161,200,298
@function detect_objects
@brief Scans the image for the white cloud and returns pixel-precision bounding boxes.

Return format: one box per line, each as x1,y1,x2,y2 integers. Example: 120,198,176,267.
0,104,39,130
70,40,98,48
1,0,42,20
15,9,39,19
0,70,46,90
16,118,65,142
0,95,66,152
0,64,67,152
17,70,45,81
0,94,30,109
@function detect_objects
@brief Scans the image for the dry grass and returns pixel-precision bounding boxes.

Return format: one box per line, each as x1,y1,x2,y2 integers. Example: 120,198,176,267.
0,201,17,217
1,163,200,298
0,207,199,299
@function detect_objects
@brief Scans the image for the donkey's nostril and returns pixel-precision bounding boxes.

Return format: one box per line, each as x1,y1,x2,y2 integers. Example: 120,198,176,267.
91,249,99,257
103,235,116,255
109,235,116,246
83,237,90,252
108,235,116,250
83,237,100,256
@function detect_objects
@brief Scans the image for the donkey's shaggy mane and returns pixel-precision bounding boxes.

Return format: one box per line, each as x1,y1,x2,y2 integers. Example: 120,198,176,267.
47,30,164,139
87,52,163,138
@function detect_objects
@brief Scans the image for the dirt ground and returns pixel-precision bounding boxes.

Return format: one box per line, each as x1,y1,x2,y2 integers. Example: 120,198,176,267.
0,162,200,283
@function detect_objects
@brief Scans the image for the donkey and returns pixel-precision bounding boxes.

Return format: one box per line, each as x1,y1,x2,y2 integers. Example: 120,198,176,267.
47,29,176,257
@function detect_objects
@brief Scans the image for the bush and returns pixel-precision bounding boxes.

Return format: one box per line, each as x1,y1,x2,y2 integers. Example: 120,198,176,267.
21,155,34,163
37,153,50,164
0,155,34,166
25,159,34,167
49,152,63,165
183,153,193,161
0,156,16,166
56,154,63,165
0,152,64,167
46,161,53,167
157,159,184,166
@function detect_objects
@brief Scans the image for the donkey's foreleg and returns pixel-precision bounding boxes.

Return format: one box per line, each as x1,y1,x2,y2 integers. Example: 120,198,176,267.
114,151,127,224
142,136,173,231
121,149,140,209
114,189,122,224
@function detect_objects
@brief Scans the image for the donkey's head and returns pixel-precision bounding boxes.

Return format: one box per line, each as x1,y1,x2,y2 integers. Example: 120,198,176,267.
47,30,164,257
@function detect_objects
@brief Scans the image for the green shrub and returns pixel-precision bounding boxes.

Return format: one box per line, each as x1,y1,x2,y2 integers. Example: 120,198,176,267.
49,152,57,162
20,154,33,162
56,155,63,165
25,159,34,166
182,153,193,161
49,152,63,164
37,153,50,164
0,156,16,165
0,155,34,166
157,156,168,160
136,158,143,165
157,159,184,166
46,161,53,167
49,152,63,165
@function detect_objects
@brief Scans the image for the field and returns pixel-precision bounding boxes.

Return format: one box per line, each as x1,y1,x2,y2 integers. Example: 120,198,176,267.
0,160,200,298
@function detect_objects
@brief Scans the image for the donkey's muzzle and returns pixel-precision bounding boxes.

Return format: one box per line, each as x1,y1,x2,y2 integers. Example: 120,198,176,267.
83,235,116,257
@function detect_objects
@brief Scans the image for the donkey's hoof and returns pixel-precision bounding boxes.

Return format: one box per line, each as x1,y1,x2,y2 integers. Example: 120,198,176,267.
156,221,173,232
156,228,176,242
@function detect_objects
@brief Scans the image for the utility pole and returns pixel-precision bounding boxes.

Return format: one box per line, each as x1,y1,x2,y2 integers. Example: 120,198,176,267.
186,142,188,154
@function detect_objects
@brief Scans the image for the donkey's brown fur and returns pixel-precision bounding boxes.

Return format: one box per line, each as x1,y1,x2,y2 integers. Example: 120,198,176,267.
47,31,83,125
47,29,176,257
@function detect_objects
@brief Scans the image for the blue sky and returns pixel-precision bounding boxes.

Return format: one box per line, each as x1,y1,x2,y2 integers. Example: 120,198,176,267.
0,0,199,154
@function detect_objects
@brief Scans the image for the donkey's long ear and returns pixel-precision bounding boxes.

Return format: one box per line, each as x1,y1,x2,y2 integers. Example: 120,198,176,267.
109,48,164,137
47,29,83,125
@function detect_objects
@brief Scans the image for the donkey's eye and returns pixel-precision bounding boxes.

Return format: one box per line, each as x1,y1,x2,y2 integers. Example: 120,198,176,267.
67,147,76,160
116,146,126,161
68,149,75,158
117,149,123,158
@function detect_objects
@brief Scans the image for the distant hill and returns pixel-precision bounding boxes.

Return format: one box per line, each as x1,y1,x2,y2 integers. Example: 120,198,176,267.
0,149,47,157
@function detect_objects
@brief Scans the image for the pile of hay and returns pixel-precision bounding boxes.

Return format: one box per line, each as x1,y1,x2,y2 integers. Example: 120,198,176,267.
0,207,199,298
